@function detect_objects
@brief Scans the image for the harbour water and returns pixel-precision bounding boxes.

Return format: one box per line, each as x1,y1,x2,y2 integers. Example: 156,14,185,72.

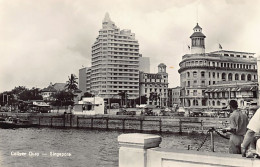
0,128,229,167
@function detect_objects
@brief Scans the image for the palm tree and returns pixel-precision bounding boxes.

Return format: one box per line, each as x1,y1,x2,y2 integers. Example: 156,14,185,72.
65,74,78,92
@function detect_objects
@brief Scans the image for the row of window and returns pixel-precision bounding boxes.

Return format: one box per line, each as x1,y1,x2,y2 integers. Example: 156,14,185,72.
185,71,256,81
144,79,167,83
145,88,167,93
181,60,256,69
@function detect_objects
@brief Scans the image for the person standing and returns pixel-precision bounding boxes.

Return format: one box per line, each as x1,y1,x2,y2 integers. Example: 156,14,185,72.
222,100,248,154
241,107,260,157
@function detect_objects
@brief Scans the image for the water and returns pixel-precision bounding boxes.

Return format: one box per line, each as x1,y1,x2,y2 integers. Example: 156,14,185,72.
0,128,229,167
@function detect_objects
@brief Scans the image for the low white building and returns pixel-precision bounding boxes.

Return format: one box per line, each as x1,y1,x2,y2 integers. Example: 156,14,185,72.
73,97,105,115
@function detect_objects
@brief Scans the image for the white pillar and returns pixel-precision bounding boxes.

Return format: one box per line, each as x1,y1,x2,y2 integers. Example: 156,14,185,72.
118,133,161,167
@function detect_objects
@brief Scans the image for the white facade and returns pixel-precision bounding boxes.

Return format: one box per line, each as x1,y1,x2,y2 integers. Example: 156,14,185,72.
140,64,168,107
90,13,140,99
73,97,105,115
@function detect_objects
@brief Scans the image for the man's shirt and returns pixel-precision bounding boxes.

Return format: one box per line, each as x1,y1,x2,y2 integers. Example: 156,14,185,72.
247,108,260,133
229,110,248,136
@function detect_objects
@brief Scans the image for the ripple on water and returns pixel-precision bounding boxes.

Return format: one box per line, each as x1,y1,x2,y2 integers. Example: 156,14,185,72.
0,128,229,167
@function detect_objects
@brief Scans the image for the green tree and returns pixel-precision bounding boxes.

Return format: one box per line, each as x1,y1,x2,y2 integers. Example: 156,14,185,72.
65,74,78,91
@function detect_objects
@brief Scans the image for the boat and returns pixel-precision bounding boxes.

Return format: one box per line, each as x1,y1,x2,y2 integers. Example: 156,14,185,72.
0,117,37,129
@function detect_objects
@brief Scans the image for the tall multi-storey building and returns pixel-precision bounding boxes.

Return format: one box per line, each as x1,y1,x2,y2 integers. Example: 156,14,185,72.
178,23,257,111
139,63,168,107
90,13,140,99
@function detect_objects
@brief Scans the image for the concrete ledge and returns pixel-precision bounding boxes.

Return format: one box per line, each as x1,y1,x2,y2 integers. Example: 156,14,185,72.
118,133,161,149
147,148,260,167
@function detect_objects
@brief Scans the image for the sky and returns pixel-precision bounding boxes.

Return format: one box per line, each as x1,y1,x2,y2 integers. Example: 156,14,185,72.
1,0,260,92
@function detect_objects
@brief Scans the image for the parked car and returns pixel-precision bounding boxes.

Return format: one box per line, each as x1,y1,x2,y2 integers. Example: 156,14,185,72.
190,111,203,117
116,109,136,116
203,111,216,117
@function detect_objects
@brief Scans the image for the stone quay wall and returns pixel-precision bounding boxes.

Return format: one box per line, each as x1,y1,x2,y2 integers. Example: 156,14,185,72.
0,112,229,133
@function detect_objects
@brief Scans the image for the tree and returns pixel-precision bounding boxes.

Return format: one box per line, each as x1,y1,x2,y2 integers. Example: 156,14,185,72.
135,95,148,105
51,90,74,106
65,74,78,91
149,92,160,105
19,88,43,101
83,92,94,97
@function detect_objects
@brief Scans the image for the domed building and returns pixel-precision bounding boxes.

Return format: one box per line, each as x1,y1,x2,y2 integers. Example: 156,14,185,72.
178,23,258,112
139,63,168,107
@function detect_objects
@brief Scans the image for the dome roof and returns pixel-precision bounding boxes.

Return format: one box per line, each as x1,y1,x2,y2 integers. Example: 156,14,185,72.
190,32,206,38
158,63,166,67
193,23,202,30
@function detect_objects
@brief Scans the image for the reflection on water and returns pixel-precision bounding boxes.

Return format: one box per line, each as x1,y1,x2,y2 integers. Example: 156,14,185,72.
0,128,229,167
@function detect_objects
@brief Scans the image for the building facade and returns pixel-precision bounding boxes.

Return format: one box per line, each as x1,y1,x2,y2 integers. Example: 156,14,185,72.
90,13,140,99
178,23,257,111
168,86,182,108
139,63,168,107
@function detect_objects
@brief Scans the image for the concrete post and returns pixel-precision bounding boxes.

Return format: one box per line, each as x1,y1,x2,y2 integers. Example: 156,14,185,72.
118,133,161,167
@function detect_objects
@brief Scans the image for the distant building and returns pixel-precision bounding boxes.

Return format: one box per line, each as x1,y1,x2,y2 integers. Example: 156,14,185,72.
204,81,257,110
168,86,182,108
89,13,140,99
139,56,150,73
73,97,105,115
139,63,168,107
41,82,66,101
178,23,257,111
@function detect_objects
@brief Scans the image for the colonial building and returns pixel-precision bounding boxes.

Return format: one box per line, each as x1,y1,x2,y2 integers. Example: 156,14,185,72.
41,83,66,101
139,63,168,107
204,81,257,110
178,23,257,111
168,86,182,108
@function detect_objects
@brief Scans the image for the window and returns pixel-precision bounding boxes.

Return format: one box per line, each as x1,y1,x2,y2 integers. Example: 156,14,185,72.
193,71,197,77
235,74,239,80
241,74,245,80
193,90,197,96
201,80,205,86
187,72,190,77
247,74,252,81
201,71,205,77
222,73,226,81
228,73,232,81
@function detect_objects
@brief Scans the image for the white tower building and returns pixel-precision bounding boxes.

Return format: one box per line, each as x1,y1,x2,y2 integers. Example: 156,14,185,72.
90,13,140,99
